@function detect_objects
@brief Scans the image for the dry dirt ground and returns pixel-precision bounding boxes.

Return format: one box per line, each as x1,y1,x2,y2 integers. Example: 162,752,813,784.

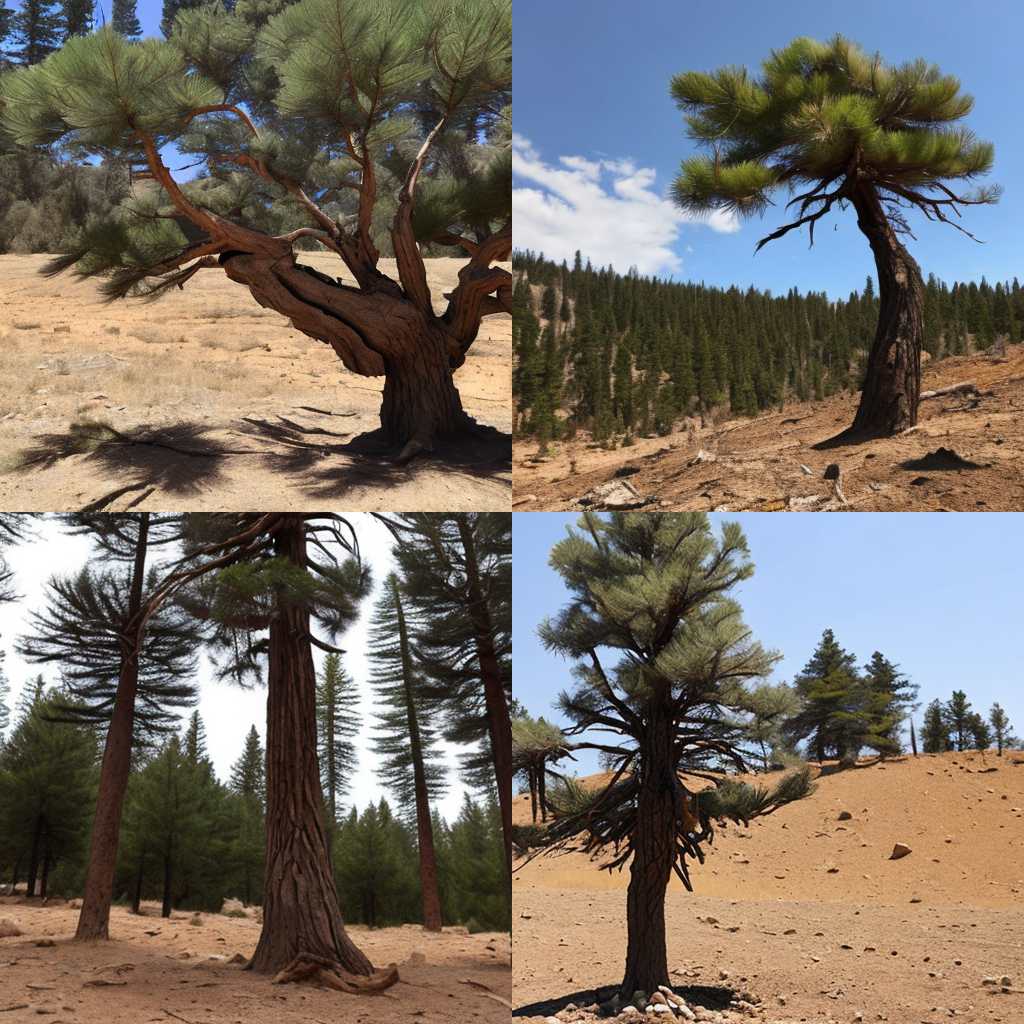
512,750,1024,1024
0,900,511,1023
513,345,1024,512
0,254,511,512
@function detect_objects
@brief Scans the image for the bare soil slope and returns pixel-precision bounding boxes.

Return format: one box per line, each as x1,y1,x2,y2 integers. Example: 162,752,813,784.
513,346,1024,512
0,900,511,1023
0,254,511,511
513,750,1024,1023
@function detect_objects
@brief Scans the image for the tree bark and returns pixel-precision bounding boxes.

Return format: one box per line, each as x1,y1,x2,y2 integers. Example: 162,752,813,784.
161,850,172,918
39,845,51,900
75,513,149,941
849,184,925,437
247,515,380,979
132,854,144,915
621,713,676,997
26,816,42,898
455,517,513,881
393,581,443,932
528,768,538,824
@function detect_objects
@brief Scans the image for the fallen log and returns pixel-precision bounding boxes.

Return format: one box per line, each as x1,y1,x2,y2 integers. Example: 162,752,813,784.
919,381,978,400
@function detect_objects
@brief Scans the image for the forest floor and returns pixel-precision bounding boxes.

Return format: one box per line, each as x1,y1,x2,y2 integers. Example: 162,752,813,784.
0,899,511,1023
0,254,511,512
512,749,1024,1024
512,344,1024,511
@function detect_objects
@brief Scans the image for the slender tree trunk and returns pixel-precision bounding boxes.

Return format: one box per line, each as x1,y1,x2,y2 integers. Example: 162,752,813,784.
393,581,443,932
11,854,21,892
39,844,51,900
161,851,172,918
455,516,513,880
247,515,377,978
910,719,918,757
621,712,676,997
538,765,547,823
849,184,925,437
132,854,144,915
75,514,149,941
26,816,42,897
528,768,538,824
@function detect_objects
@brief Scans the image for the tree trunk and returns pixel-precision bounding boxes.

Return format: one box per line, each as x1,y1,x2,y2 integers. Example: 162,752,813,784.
26,816,42,898
379,325,469,450
910,719,918,757
393,581,443,932
849,184,925,437
247,515,378,978
529,768,538,824
161,851,172,918
621,713,676,997
39,844,51,900
132,854,144,915
455,517,513,881
75,514,149,941
538,765,547,823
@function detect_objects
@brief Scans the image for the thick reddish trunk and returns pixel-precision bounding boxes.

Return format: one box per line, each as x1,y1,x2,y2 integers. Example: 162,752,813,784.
621,714,676,998
850,184,925,437
393,582,443,932
75,515,149,941
248,516,376,977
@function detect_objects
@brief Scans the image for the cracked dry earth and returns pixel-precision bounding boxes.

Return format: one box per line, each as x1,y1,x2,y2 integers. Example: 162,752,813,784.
513,344,1024,512
0,899,511,1024
0,254,511,511
512,751,1024,1024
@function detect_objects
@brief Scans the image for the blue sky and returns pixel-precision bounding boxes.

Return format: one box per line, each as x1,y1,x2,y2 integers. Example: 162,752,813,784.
513,512,1023,777
513,0,1024,297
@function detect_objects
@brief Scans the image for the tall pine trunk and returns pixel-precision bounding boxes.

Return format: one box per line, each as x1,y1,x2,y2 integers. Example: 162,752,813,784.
247,515,374,977
455,517,513,880
850,184,925,437
620,712,676,997
161,849,173,918
39,845,51,900
393,582,443,932
529,768,538,824
75,513,149,941
132,854,144,915
26,816,42,897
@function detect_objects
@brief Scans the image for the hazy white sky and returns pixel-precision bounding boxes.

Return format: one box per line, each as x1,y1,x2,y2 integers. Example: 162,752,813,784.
0,514,470,822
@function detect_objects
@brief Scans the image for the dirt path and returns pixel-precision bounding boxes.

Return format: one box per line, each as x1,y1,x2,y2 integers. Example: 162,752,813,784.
513,346,1024,512
0,900,511,1024
0,255,511,511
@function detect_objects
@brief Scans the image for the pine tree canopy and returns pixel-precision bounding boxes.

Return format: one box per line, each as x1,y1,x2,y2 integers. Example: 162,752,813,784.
671,36,999,248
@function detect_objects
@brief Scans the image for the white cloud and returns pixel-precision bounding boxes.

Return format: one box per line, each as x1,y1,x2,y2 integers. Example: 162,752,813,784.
512,134,739,277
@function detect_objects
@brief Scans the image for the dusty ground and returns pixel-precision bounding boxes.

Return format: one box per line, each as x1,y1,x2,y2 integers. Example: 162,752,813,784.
512,750,1024,1023
513,346,1024,512
0,254,511,511
0,900,511,1023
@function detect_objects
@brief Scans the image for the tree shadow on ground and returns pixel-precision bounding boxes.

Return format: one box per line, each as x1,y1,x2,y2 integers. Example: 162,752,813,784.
513,984,735,1018
811,426,880,451
15,420,246,508
238,413,511,502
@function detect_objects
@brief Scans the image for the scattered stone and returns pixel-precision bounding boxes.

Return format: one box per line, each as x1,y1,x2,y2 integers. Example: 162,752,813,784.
33,940,56,948
982,977,999,986
220,898,248,918
82,979,127,988
189,913,203,927
68,900,82,910
0,920,22,939
837,810,853,821
889,843,912,860
799,464,813,475
513,494,538,507
226,953,248,965
689,449,717,465
579,479,649,510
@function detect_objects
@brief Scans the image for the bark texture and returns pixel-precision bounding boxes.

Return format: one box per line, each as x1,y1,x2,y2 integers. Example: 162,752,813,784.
75,514,149,941
850,185,925,436
620,712,676,997
248,516,394,993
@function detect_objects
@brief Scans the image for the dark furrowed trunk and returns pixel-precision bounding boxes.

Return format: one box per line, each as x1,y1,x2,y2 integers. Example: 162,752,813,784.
161,850,172,918
26,816,42,897
850,184,925,437
39,844,51,900
75,514,149,941
132,854,144,915
455,517,513,881
247,515,374,977
620,712,676,998
394,583,443,932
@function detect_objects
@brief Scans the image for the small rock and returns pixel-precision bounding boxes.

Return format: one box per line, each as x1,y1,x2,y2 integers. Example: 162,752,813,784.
0,919,22,938
189,913,203,926
889,843,912,860
34,939,56,948
227,953,248,965
837,811,853,821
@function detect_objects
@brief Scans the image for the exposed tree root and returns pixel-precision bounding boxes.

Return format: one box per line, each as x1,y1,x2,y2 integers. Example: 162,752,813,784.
271,954,399,994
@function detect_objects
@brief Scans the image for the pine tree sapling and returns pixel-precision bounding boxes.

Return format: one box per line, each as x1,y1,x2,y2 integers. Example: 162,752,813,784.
0,1,511,455
989,702,1014,757
671,36,999,437
536,513,813,996
922,698,952,753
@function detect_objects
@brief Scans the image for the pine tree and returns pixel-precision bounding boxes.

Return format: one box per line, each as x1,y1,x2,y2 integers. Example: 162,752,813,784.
369,573,446,931
945,690,973,751
2,0,511,452
672,36,999,437
315,652,359,830
8,0,62,64
538,512,812,996
861,652,918,756
988,703,1014,757
511,714,568,823
61,0,93,38
110,0,141,38
921,699,951,753
444,792,507,932
738,682,799,771
227,724,265,905
966,711,992,751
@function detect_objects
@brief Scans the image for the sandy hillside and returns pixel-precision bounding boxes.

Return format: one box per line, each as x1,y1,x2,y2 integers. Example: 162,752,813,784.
513,345,1024,512
512,750,1024,1023
0,900,511,1023
0,254,511,512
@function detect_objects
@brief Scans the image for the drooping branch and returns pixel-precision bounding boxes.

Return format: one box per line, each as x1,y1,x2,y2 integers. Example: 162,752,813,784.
441,222,511,356
754,189,843,252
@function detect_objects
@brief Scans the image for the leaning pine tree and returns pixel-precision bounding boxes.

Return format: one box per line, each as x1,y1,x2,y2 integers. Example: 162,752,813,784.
671,36,999,437
536,513,813,998
0,0,511,457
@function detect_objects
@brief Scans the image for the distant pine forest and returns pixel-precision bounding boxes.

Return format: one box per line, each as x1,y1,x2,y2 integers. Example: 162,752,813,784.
512,249,1024,443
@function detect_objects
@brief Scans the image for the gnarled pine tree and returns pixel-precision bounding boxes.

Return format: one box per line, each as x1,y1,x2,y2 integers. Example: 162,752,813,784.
0,1,510,457
671,36,999,437
535,512,812,997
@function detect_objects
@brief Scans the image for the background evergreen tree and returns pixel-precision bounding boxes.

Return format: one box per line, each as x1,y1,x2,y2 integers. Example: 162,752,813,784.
315,651,359,839
110,0,141,37
537,512,812,996
945,690,973,751
369,573,446,931
8,0,62,64
671,35,999,437
511,714,568,823
988,703,1014,757
61,0,93,38
443,792,507,933
966,711,992,751
227,724,265,905
738,682,799,771
921,698,952,753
